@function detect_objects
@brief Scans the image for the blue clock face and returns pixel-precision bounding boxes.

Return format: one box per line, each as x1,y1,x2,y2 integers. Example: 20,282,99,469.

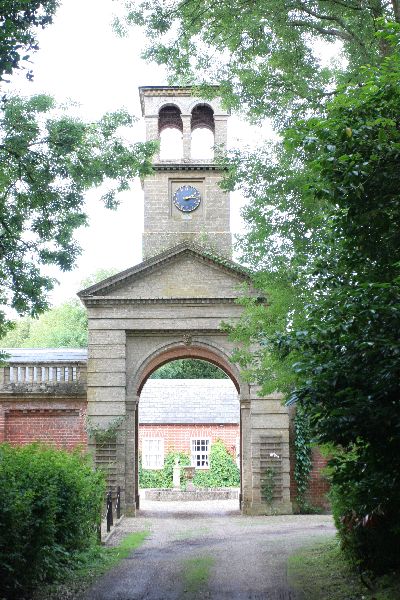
173,185,201,212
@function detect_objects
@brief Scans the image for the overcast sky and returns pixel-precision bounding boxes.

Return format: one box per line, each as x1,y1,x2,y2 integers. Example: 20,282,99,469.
9,0,274,306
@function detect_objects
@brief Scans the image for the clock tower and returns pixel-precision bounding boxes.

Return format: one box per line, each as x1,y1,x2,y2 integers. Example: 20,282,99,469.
139,86,232,260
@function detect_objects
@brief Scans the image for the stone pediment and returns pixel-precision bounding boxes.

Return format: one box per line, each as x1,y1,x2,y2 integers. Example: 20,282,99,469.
78,243,253,303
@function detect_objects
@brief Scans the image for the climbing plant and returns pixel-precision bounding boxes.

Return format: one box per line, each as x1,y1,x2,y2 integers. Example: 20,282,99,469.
86,416,125,447
293,405,313,511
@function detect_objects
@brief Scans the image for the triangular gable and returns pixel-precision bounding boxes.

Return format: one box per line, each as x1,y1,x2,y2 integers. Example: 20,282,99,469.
78,243,252,301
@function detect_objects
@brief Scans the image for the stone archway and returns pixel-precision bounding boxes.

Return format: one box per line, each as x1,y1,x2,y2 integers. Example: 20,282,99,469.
130,341,245,511
80,244,293,517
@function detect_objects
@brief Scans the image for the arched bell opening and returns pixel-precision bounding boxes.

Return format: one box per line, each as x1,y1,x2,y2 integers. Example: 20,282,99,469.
159,104,183,159
191,104,215,159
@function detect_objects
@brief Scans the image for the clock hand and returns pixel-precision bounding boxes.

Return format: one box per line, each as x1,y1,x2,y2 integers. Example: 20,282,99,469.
183,196,198,201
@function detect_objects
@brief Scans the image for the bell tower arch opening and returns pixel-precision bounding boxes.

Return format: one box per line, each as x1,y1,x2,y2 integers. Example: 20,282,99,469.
159,104,183,160
191,104,215,160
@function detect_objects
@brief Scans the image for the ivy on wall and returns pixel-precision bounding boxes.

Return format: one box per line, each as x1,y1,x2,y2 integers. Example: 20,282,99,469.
293,404,313,510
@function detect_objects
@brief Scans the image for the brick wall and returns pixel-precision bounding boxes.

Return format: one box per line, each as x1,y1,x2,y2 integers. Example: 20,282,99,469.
307,448,330,508
289,439,330,510
0,399,87,450
139,423,239,457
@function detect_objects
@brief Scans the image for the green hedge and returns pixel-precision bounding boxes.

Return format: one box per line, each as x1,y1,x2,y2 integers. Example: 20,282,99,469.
329,448,400,574
0,443,105,598
139,440,240,489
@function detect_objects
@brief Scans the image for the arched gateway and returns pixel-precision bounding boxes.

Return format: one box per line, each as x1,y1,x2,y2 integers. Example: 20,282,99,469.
79,87,292,516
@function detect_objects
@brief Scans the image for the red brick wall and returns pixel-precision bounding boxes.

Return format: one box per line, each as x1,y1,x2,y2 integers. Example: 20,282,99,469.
289,439,330,510
139,423,239,457
307,447,330,508
0,399,87,450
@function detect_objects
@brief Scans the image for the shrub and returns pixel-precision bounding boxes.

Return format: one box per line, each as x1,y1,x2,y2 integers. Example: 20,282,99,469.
0,443,105,598
329,447,400,574
193,440,240,488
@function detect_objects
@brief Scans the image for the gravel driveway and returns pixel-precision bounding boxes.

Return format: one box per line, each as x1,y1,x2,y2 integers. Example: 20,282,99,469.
86,497,335,600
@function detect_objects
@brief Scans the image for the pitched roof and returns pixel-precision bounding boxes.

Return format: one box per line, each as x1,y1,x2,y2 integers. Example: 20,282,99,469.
139,378,239,424
78,242,251,299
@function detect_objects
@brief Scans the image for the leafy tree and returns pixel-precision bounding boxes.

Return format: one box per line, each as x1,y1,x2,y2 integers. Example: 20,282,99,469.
151,359,228,379
0,0,58,82
0,95,155,337
0,4,157,352
0,299,87,348
0,269,120,348
229,26,400,571
116,0,400,125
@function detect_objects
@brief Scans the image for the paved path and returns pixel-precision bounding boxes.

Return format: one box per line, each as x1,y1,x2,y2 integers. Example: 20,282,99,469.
86,499,335,600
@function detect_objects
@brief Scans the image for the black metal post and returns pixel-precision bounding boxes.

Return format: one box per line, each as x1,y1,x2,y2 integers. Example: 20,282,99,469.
106,490,113,532
116,486,121,520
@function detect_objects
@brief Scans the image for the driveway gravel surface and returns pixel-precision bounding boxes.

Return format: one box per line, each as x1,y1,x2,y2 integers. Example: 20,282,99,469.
86,498,335,600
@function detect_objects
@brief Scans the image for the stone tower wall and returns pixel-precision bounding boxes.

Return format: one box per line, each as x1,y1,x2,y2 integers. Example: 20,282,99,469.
139,87,232,259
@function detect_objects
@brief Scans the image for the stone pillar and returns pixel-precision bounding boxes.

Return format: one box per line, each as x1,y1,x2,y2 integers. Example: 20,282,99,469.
145,115,160,161
245,389,293,515
214,115,228,156
135,407,140,509
125,397,138,516
181,114,191,159
173,458,181,489
240,399,252,511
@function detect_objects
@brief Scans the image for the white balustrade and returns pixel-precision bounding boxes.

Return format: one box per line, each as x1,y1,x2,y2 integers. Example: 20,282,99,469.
0,362,86,389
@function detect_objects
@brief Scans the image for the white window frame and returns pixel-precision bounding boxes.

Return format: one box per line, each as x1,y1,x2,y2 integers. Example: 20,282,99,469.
142,438,164,470
191,438,210,469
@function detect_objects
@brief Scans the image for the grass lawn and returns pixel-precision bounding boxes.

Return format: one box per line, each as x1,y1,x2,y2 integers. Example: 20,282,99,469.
287,537,400,600
33,531,149,600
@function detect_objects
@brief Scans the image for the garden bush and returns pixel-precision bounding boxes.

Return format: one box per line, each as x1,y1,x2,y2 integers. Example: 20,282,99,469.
329,448,400,574
0,443,105,598
193,440,240,488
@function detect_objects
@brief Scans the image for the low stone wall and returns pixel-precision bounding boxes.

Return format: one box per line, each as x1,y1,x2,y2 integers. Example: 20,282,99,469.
144,488,239,501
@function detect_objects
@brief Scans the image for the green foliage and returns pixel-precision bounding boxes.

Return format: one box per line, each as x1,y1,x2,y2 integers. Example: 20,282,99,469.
0,1,58,82
0,299,87,348
86,416,125,446
192,439,240,488
329,447,400,574
117,1,398,126
139,450,190,488
150,359,228,379
227,25,400,572
32,531,149,600
0,269,121,348
0,94,156,350
293,405,313,510
0,443,105,599
260,467,276,505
